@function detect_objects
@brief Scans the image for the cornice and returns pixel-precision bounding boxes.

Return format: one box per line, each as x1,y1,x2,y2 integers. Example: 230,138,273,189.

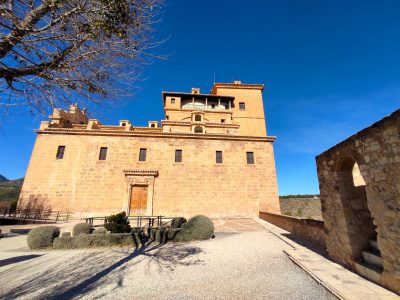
35,128,276,142
123,169,159,176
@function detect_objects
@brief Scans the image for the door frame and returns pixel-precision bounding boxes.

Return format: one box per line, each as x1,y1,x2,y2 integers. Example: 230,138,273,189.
124,169,158,216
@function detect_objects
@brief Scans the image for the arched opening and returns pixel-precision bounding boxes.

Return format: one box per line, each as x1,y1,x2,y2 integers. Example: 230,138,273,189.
194,115,202,122
337,158,380,269
194,126,203,134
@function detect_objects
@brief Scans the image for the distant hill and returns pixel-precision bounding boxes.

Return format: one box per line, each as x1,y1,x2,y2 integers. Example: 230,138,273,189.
0,177,24,208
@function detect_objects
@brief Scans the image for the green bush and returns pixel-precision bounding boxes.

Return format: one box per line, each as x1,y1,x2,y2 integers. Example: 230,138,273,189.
53,236,75,249
93,228,107,235
73,233,135,248
174,215,214,242
171,217,187,229
61,232,71,237
104,211,131,233
27,226,60,249
72,223,93,236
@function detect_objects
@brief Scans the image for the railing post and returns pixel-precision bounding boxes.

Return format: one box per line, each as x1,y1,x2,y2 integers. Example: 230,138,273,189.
55,212,59,222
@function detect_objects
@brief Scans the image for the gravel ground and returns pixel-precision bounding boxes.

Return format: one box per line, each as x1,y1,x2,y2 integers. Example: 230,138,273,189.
0,231,336,300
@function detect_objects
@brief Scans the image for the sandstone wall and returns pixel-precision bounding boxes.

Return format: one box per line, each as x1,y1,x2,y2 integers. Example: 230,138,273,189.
316,109,400,293
19,132,280,219
259,211,326,249
279,197,322,220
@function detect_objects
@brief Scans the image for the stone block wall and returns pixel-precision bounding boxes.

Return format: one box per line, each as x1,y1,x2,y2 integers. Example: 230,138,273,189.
259,211,326,249
316,109,400,293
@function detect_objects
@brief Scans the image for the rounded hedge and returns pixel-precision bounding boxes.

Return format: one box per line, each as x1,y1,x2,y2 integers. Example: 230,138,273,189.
72,223,93,236
53,236,75,249
61,232,71,237
93,228,107,235
171,217,187,229
174,215,214,242
27,226,60,249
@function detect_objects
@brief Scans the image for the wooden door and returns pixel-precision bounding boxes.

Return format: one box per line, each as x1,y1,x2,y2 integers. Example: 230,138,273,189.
129,185,148,215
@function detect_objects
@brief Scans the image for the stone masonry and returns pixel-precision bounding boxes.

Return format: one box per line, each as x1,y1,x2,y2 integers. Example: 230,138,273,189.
316,109,400,293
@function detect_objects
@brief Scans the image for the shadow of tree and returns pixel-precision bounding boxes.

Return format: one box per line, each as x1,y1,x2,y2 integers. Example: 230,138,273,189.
1,242,204,299
0,254,42,267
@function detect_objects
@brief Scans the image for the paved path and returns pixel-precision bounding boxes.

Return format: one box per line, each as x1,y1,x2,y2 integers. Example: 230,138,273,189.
255,218,400,300
0,223,335,300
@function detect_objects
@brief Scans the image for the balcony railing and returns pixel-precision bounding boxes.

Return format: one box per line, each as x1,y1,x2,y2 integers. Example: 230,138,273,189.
182,104,229,111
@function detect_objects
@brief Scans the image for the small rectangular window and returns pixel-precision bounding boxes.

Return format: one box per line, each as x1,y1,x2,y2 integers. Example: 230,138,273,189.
171,98,175,104
246,151,254,164
99,147,107,160
166,115,169,120
216,151,223,164
56,146,65,160
175,149,182,163
221,119,225,123
139,148,147,161
239,102,246,110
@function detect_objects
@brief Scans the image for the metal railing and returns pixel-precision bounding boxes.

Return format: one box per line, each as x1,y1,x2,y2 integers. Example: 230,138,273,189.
84,215,173,228
0,208,71,223
182,104,229,111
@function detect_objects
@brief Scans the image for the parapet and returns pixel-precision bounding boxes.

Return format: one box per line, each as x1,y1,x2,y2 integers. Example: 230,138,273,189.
49,104,88,127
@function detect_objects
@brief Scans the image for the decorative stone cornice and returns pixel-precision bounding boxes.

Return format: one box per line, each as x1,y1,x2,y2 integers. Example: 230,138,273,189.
123,169,159,176
35,128,276,142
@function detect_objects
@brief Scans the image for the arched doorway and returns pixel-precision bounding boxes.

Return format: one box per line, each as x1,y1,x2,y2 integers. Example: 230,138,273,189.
337,158,381,270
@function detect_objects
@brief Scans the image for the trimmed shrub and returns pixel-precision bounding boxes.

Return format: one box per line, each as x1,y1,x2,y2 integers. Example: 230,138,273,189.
61,232,71,237
74,233,135,248
167,228,181,240
72,223,93,236
171,217,187,229
93,228,107,235
174,215,214,242
27,226,60,249
104,212,131,233
53,236,75,249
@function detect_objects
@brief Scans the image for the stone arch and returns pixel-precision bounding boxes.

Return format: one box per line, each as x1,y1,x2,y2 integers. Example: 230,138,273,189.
336,156,379,265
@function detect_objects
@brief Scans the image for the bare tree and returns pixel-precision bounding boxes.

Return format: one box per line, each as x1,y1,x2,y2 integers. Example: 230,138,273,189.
0,0,163,115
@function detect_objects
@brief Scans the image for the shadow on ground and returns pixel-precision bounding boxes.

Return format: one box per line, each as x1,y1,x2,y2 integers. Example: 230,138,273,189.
281,233,328,256
1,242,204,299
0,254,43,267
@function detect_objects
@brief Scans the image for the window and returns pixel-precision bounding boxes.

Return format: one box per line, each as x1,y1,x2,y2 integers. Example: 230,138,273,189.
139,148,147,161
246,151,254,164
239,102,246,110
175,149,182,163
121,122,126,126
216,151,223,164
171,98,175,104
211,104,215,109
224,102,229,109
151,124,155,128
221,119,225,123
194,126,203,133
99,147,107,160
166,115,169,120
56,146,65,159
195,115,202,122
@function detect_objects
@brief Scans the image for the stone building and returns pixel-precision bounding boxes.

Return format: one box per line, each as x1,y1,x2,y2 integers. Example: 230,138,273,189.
316,109,400,293
18,81,280,219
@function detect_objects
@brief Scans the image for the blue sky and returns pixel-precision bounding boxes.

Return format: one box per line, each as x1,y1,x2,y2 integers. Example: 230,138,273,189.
1,0,399,195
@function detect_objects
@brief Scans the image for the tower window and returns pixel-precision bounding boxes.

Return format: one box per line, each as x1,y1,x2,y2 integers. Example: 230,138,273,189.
99,147,107,160
246,152,254,164
166,115,169,120
216,151,223,164
139,148,147,161
195,115,202,122
239,102,246,110
221,119,225,123
56,146,65,160
151,123,155,128
171,98,175,104
194,126,203,133
175,150,182,163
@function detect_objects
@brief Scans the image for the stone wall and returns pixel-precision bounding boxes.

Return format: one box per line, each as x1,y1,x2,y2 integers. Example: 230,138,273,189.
259,211,326,249
316,109,400,293
279,197,322,220
19,131,280,219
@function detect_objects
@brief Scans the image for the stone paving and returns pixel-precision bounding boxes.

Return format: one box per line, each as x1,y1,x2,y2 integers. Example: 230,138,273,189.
255,218,400,300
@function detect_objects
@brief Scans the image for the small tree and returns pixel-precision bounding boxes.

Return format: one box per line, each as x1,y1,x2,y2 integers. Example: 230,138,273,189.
0,0,163,115
104,211,131,233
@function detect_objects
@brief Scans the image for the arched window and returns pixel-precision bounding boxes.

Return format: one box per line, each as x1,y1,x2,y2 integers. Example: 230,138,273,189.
195,115,202,122
194,126,203,133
